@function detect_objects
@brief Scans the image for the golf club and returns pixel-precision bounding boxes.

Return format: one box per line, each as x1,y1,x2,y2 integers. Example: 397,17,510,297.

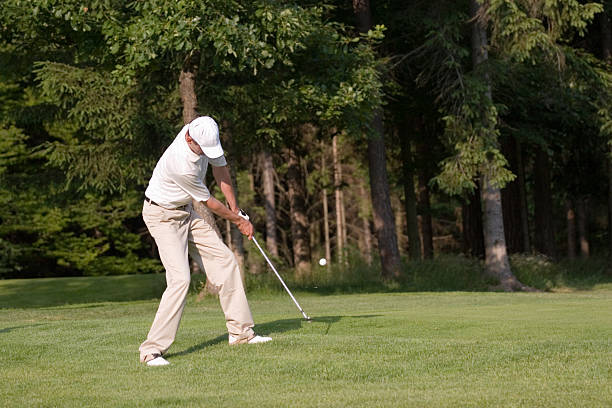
239,210,311,321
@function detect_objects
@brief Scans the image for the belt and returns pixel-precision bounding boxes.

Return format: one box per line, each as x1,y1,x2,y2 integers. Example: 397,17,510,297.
145,196,187,211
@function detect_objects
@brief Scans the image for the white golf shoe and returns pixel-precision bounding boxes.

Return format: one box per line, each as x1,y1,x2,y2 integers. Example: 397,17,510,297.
145,354,170,367
228,334,272,345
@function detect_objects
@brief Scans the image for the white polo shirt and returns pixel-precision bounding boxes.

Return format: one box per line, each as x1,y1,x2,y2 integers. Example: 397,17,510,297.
144,124,227,209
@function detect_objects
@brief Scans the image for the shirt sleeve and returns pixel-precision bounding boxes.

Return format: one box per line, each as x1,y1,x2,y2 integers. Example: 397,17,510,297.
172,171,211,202
208,155,227,167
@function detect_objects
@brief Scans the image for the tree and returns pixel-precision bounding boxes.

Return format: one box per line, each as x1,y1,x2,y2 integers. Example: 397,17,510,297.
332,133,346,263
469,0,520,290
260,150,279,257
352,0,402,278
601,2,612,262
0,1,165,276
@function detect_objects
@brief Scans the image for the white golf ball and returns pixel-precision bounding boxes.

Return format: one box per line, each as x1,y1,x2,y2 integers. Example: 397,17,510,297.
319,258,327,266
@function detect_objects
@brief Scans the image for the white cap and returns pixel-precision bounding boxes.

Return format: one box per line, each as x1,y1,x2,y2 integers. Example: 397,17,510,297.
188,116,224,158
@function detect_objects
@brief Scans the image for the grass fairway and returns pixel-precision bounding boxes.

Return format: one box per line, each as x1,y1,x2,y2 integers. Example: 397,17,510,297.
0,276,611,407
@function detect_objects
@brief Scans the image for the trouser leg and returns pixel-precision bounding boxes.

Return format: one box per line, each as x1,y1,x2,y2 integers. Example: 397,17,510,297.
187,209,254,341
139,203,191,362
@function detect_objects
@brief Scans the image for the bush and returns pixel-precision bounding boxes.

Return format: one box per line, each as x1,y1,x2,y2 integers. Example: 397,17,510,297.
510,254,612,291
241,251,488,294
403,254,488,291
243,246,385,294
198,251,611,297
510,254,560,290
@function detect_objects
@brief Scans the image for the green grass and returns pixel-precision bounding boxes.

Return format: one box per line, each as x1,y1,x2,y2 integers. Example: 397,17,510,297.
1,276,611,407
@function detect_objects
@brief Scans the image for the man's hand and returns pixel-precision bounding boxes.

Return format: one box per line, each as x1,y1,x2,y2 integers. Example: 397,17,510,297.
235,217,254,240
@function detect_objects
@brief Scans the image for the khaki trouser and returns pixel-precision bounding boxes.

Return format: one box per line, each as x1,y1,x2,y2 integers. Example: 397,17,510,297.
139,201,254,362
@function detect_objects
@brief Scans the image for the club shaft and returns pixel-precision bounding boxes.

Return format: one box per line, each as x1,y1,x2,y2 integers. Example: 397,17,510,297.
252,237,310,320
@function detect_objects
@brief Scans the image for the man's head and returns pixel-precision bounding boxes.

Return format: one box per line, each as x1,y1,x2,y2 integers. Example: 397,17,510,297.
186,116,223,158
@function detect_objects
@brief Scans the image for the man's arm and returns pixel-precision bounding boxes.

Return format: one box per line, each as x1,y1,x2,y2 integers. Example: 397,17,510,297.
204,195,253,240
212,165,238,212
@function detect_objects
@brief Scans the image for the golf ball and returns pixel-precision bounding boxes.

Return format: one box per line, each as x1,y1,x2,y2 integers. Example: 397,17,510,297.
319,258,327,266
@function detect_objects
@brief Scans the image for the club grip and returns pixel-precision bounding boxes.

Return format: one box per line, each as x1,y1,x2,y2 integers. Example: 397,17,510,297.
238,209,250,221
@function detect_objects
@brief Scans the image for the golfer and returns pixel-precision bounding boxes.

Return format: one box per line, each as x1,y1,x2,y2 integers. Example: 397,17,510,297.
140,116,271,367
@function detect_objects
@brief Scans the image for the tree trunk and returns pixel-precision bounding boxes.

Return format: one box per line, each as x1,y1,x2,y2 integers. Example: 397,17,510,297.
341,187,348,250
516,140,531,253
471,0,524,290
576,197,590,257
359,183,373,265
225,219,232,248
353,0,371,31
179,52,220,239
466,3,488,261
179,52,200,124
246,169,261,275
566,199,576,259
501,136,524,254
601,10,612,266
260,151,279,256
368,116,402,278
415,140,434,259
609,155,612,265
534,146,556,258
394,196,406,255
228,164,245,274
218,122,246,275
601,9,611,62
462,190,485,258
321,142,332,264
480,175,523,290
179,51,228,296
400,130,421,260
322,188,331,265
286,146,311,276
353,0,402,278
333,134,345,263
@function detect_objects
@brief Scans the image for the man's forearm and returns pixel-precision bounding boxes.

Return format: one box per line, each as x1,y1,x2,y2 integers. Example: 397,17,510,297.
204,196,241,223
203,195,253,239
212,165,237,212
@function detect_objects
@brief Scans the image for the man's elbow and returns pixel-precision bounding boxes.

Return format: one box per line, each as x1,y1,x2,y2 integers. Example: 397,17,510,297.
202,196,218,208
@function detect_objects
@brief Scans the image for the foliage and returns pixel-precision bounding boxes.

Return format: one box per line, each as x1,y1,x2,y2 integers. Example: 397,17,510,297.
510,253,612,290
1,0,612,280
403,254,490,291
509,253,561,290
434,78,516,195
411,0,605,196
0,0,385,278
485,0,603,63
34,62,159,193
243,252,489,293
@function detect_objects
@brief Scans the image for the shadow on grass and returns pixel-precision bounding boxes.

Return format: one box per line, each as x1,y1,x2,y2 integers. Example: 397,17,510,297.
167,315,380,358
0,274,167,309
0,324,45,334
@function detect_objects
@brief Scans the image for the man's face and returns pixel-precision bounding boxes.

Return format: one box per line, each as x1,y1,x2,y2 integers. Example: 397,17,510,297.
185,131,204,155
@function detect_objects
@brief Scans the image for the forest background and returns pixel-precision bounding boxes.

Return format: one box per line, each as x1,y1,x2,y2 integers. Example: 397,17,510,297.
1,0,612,293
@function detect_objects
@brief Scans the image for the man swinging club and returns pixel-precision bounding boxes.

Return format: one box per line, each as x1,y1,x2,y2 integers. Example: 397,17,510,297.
140,116,271,367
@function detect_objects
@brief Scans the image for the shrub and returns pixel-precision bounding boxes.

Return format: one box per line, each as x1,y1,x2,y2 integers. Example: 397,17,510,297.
403,254,488,291
510,254,612,291
510,254,560,290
